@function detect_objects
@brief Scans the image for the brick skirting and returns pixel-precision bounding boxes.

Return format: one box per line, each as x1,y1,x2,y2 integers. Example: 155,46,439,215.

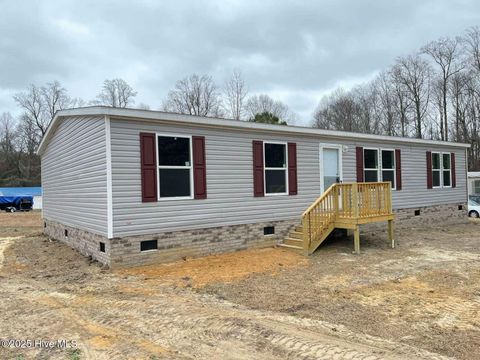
43,202,468,267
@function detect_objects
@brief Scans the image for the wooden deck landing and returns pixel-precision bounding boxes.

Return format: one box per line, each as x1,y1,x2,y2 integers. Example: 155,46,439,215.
279,182,395,255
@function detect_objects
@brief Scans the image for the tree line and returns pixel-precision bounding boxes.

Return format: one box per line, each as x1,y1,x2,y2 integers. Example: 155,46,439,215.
2,27,479,187
0,73,295,186
313,27,480,171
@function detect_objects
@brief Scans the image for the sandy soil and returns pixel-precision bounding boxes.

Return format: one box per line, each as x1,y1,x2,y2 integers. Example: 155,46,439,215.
0,212,478,359
203,220,480,360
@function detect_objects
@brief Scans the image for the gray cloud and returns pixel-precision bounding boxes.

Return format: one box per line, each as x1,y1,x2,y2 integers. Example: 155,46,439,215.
1,0,480,124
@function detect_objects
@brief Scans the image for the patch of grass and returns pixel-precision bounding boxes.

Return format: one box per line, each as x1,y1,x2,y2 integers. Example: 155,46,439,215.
68,348,81,360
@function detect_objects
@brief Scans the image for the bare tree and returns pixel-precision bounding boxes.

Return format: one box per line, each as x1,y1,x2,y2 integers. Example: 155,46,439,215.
313,88,360,132
464,27,480,72
13,84,47,136
374,71,399,136
96,78,137,108
392,55,431,139
223,70,248,120
41,81,73,121
163,74,223,117
245,94,295,123
422,37,464,140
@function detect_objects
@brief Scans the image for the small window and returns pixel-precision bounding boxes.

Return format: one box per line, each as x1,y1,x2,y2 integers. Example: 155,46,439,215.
414,209,421,216
99,242,106,253
458,205,463,211
381,150,395,189
140,239,158,252
64,229,68,237
474,180,480,194
432,153,441,188
264,226,275,235
264,143,287,195
442,153,451,187
157,135,192,199
44,222,46,228
364,149,379,182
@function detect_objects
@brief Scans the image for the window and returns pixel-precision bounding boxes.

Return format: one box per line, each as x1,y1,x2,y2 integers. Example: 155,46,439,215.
431,152,451,188
363,148,397,188
474,180,480,194
381,150,396,189
140,240,158,252
157,135,192,199
364,149,379,182
264,142,287,195
442,153,451,187
432,152,441,188
99,242,106,253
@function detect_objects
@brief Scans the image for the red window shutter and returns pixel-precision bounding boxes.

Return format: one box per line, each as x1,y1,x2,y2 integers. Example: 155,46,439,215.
356,147,364,182
192,136,207,199
426,151,433,189
395,149,402,190
451,152,456,188
140,132,157,202
288,142,297,195
252,140,264,197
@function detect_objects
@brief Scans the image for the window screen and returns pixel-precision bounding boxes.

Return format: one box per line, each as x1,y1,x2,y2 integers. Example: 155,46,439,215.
264,143,287,194
364,149,379,182
157,135,192,198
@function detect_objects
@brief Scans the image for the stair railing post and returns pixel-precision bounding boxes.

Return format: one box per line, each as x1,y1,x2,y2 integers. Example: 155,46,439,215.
352,183,359,219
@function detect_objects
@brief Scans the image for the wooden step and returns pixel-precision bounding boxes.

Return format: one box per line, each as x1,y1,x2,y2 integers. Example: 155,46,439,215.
277,243,304,253
295,225,303,232
289,231,303,240
283,237,303,246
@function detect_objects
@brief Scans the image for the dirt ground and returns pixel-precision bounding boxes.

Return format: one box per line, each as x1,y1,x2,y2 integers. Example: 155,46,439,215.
0,212,479,359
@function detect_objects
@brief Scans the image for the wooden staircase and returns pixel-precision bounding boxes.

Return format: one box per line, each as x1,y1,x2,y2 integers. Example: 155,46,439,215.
278,182,395,255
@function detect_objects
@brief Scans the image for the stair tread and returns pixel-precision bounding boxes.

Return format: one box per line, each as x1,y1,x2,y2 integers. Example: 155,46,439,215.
284,237,302,243
278,243,303,250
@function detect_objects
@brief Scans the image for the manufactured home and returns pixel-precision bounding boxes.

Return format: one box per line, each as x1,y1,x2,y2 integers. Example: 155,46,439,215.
37,107,469,267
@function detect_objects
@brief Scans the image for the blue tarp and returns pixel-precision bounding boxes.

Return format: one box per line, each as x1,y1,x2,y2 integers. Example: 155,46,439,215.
0,187,41,197
0,196,33,206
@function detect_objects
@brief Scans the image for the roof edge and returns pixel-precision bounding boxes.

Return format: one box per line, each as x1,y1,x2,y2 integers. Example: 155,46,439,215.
37,106,471,155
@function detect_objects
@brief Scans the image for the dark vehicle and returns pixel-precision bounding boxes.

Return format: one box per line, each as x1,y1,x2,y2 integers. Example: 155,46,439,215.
0,196,33,212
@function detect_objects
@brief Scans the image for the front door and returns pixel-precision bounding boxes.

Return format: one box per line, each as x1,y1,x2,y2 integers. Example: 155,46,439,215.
320,146,342,193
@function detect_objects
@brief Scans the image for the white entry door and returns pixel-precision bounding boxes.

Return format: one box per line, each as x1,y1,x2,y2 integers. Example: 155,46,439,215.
320,145,342,193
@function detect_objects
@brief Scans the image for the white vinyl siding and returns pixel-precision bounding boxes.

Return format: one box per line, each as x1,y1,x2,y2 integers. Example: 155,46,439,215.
42,115,108,236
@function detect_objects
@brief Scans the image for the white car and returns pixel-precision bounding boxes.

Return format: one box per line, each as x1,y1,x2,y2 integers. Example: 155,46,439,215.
468,199,480,218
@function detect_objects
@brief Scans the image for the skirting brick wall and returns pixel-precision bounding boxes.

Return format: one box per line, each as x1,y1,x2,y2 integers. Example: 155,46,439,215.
43,202,468,267
361,202,468,234
43,218,298,267
43,219,110,265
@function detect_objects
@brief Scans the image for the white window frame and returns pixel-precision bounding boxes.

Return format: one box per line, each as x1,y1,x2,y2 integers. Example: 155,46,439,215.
264,141,289,196
363,147,380,183
441,152,452,188
156,133,194,201
380,148,396,191
363,147,397,190
431,152,442,189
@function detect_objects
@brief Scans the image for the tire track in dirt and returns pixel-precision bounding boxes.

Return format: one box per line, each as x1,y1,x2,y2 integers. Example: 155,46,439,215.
0,237,22,271
8,278,452,360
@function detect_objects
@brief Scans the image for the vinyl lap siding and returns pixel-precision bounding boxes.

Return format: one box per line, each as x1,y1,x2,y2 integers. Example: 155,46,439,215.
339,141,467,209
110,119,322,237
110,118,467,237
42,115,108,236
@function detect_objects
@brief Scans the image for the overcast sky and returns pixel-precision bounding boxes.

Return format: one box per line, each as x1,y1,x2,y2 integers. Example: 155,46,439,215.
1,0,480,125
